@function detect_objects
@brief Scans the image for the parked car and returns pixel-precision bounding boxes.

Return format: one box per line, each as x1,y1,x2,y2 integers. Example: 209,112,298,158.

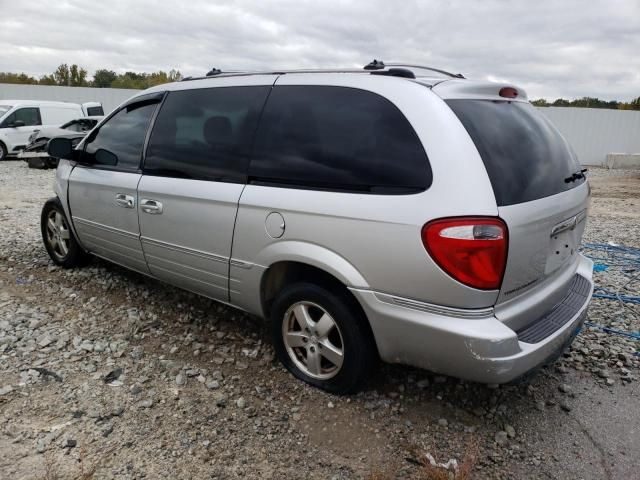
0,100,103,160
42,62,594,394
19,117,103,169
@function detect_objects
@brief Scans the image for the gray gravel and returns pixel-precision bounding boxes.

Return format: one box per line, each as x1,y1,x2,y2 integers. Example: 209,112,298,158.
0,161,638,479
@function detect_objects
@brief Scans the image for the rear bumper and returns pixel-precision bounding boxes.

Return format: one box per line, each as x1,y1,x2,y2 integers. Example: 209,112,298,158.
17,151,49,159
351,254,593,384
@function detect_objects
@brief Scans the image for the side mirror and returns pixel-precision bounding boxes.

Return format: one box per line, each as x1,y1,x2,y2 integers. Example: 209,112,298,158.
12,120,25,127
95,148,118,166
47,137,74,159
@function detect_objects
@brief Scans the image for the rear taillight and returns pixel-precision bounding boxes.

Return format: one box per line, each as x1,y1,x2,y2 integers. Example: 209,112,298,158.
421,217,508,290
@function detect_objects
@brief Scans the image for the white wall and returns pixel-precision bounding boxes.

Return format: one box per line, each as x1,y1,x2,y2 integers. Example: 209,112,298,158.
0,83,140,115
537,106,640,166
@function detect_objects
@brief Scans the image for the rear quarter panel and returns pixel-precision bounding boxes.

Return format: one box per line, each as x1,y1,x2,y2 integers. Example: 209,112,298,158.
231,74,501,316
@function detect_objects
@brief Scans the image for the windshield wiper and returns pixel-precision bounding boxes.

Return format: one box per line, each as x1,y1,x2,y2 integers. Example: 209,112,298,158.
564,168,588,183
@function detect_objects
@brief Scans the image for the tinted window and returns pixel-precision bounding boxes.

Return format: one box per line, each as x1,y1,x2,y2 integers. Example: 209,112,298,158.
145,86,270,182
82,102,157,170
249,86,431,193
446,100,584,206
86,106,104,116
1,107,40,127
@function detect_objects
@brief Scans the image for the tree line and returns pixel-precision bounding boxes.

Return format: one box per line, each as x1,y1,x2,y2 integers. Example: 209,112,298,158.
0,63,182,89
531,96,640,111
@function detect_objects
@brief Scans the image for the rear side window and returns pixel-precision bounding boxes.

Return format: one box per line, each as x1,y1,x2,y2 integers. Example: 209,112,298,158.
86,106,104,116
249,86,431,193
446,100,584,206
144,86,270,182
82,102,157,170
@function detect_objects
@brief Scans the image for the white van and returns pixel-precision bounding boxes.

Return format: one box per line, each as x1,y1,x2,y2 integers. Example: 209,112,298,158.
0,100,104,160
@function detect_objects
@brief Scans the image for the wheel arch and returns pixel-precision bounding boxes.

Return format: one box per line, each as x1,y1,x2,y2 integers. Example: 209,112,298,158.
0,139,8,158
259,259,378,356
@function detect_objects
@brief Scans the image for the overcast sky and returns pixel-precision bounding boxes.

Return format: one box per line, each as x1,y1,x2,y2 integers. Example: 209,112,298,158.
1,0,638,101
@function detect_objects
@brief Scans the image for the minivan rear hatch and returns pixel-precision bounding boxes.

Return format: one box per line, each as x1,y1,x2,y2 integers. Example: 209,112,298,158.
440,89,589,328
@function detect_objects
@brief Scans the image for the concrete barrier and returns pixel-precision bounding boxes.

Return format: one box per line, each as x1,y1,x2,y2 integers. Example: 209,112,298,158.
604,153,640,169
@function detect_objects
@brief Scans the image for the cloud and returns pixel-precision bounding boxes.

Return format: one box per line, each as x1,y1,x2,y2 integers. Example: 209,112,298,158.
0,0,638,100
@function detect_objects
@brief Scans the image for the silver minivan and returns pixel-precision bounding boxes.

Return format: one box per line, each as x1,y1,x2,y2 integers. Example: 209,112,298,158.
42,63,593,393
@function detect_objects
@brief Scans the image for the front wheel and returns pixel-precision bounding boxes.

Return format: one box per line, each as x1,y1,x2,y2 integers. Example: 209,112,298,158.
271,282,376,394
41,198,90,268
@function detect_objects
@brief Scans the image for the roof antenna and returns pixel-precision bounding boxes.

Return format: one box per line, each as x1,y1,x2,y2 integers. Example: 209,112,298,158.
364,59,385,70
206,67,222,76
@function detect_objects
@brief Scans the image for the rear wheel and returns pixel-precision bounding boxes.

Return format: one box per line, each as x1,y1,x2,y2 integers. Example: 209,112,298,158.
41,198,90,268
271,282,376,394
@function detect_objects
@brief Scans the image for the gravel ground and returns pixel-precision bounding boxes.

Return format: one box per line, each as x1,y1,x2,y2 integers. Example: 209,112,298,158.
0,161,638,479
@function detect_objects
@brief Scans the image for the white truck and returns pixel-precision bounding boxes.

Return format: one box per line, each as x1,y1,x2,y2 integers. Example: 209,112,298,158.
0,100,103,160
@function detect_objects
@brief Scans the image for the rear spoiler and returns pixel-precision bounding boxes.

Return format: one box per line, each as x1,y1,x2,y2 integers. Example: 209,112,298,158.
432,79,529,102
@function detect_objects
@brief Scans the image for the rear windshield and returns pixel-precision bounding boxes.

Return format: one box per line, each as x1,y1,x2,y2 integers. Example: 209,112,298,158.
446,100,584,206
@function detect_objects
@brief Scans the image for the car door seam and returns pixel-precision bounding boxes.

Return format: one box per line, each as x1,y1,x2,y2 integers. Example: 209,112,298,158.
227,74,281,303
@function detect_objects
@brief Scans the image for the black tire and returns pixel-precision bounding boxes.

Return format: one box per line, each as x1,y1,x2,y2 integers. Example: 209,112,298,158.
41,198,90,268
0,142,7,161
271,282,377,394
27,157,46,169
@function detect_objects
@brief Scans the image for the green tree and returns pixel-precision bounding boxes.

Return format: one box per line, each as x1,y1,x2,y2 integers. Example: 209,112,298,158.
0,72,39,84
38,75,57,85
530,99,549,107
92,69,117,87
168,69,182,82
618,97,640,110
50,64,88,86
53,64,70,85
111,71,147,89
69,64,88,86
2,65,183,90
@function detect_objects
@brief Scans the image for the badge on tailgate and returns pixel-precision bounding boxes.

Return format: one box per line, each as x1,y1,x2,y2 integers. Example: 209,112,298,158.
545,210,587,275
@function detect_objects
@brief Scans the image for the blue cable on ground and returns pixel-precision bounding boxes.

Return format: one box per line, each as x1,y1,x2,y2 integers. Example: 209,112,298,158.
584,321,640,341
592,288,640,305
578,242,639,356
580,242,640,305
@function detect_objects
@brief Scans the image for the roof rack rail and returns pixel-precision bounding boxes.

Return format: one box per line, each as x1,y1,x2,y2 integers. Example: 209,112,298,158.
364,59,385,70
370,68,415,79
206,67,222,76
386,63,465,79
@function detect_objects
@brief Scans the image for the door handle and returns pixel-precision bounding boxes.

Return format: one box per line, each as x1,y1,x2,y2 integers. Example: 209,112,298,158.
140,198,163,214
115,193,135,209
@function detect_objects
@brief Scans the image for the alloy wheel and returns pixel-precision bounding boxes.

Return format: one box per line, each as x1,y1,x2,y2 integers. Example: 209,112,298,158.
282,301,345,380
45,210,71,260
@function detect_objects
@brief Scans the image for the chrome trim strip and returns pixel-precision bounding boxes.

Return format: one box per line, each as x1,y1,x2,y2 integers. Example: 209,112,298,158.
229,258,254,269
357,289,494,319
141,236,228,264
73,217,139,240
551,209,587,237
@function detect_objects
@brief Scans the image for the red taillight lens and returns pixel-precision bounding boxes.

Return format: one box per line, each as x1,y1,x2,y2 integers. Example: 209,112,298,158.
421,217,508,290
499,87,518,98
